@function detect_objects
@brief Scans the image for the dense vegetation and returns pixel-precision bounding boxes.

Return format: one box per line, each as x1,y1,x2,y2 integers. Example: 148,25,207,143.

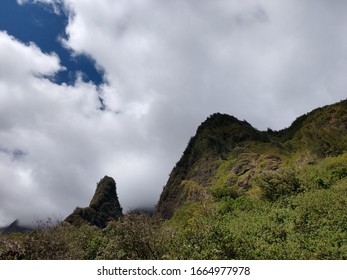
1,99,347,259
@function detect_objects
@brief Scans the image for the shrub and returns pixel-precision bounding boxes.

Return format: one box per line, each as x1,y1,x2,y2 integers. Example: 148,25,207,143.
256,168,302,201
101,212,166,260
0,235,25,260
166,215,235,260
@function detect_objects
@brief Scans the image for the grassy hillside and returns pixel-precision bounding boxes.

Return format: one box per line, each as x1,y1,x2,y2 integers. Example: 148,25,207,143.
1,99,346,260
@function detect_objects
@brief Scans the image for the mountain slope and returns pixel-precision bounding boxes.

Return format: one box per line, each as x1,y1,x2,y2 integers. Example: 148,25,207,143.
156,99,347,219
278,99,347,157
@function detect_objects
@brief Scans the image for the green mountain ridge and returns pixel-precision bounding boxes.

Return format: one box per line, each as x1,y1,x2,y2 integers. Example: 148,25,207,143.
156,99,347,219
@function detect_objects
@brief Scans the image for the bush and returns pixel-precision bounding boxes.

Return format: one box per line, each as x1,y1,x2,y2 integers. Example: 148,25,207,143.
299,153,347,191
0,219,108,260
256,168,302,201
101,212,166,260
211,185,241,200
0,235,25,260
166,215,235,260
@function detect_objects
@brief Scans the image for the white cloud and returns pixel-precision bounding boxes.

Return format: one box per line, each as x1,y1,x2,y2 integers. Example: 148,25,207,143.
1,0,347,225
0,30,163,225
0,32,61,81
59,0,347,128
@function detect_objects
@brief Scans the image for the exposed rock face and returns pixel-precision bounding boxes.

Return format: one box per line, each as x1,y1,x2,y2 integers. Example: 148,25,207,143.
65,176,123,228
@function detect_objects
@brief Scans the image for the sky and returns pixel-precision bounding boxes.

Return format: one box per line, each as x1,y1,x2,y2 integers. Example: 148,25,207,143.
0,0,346,226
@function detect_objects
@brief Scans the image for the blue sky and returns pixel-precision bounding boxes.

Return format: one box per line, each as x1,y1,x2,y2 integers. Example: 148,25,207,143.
0,0,103,85
0,0,347,226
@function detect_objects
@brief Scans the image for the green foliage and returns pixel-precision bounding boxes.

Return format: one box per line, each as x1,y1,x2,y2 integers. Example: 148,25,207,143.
164,201,235,259
0,234,26,260
0,220,108,260
2,180,347,260
101,212,166,260
298,153,347,191
216,196,264,215
166,215,235,260
211,185,241,200
213,184,347,259
256,168,302,201
280,99,347,157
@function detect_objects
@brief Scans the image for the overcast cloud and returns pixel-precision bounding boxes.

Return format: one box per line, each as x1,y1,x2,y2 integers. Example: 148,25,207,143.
1,0,347,226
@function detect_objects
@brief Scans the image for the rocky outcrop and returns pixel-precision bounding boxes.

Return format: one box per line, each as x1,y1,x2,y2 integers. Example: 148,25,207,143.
65,176,123,228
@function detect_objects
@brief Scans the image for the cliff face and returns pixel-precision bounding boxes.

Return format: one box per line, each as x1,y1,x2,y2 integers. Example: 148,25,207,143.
156,99,347,219
156,113,269,219
65,176,123,228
